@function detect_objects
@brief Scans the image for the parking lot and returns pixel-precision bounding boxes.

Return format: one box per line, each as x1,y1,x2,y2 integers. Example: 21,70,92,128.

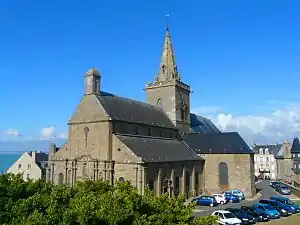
193,180,300,219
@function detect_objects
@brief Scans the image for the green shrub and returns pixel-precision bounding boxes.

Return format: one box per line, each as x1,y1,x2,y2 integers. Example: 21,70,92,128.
0,173,217,225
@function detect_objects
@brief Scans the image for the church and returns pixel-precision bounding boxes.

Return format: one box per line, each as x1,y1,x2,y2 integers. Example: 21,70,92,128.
46,24,255,198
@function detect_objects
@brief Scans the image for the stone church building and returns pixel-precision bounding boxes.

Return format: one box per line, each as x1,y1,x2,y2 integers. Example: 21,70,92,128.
47,25,255,198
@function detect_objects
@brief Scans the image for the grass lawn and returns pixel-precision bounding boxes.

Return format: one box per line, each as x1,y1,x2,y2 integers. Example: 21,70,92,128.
264,214,300,225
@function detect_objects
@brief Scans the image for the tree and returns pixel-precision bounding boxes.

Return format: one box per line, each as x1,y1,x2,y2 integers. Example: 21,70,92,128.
0,173,217,225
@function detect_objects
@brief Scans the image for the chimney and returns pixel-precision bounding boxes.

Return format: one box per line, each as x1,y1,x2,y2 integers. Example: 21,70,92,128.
48,143,57,161
32,151,36,162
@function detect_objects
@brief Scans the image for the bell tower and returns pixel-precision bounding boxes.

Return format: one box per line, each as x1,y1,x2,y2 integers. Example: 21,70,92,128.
145,21,191,133
84,67,101,95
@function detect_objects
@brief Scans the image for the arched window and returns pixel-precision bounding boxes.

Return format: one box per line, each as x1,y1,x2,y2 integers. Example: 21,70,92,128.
148,180,154,191
119,177,125,183
259,148,263,154
157,98,163,107
218,162,229,188
84,127,89,149
68,170,72,185
58,173,64,185
83,163,87,178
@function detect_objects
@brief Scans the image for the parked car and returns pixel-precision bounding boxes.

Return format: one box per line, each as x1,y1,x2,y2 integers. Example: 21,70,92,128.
252,203,281,219
240,206,269,222
259,199,293,216
277,185,292,195
225,208,256,224
270,196,300,213
192,196,218,207
269,181,280,188
211,210,242,225
226,189,245,200
211,194,227,205
223,192,240,203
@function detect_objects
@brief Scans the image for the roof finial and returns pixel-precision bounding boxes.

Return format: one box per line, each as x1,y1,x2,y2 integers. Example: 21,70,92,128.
165,13,170,31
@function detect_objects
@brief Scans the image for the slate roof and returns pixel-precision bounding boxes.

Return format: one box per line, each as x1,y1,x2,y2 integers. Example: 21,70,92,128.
291,137,300,153
117,134,203,163
252,144,282,155
190,113,221,133
97,92,176,129
183,132,253,154
28,152,48,169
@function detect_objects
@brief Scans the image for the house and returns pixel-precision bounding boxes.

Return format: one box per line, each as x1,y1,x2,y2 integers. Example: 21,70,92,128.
291,137,300,187
46,24,255,198
275,141,293,182
7,151,48,181
253,144,279,179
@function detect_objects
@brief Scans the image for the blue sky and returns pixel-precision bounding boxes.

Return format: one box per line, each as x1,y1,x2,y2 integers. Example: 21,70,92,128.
1,0,300,144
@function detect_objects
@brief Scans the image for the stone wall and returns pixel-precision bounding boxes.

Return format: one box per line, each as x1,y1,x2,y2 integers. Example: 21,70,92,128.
277,159,293,182
199,153,255,198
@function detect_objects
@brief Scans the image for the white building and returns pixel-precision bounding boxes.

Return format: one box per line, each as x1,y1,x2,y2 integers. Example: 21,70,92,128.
253,144,280,180
7,151,48,181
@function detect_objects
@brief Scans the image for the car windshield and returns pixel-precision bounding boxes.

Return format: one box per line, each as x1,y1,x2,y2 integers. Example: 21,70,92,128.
281,186,289,189
286,200,294,205
265,205,274,210
223,213,235,218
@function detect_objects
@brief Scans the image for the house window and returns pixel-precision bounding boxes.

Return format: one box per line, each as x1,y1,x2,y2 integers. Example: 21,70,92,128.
298,164,300,169
265,148,269,154
259,148,263,154
271,165,275,170
266,157,269,162
254,164,257,170
298,154,300,158
28,164,31,170
18,164,21,170
293,154,296,158
26,174,30,180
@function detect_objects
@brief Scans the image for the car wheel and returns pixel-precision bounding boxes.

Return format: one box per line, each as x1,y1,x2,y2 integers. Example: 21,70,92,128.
220,201,224,205
230,199,233,203
210,203,214,207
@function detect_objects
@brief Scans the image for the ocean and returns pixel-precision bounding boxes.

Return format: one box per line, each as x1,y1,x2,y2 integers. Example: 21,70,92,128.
0,152,21,174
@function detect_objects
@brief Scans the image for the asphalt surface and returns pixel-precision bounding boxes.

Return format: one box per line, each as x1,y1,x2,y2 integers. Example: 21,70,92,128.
193,180,299,217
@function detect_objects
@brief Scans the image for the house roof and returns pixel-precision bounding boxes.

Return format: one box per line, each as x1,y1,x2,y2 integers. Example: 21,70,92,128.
252,144,282,155
97,92,176,129
190,113,221,133
28,152,48,169
117,134,203,163
28,151,48,162
183,132,253,154
291,137,300,153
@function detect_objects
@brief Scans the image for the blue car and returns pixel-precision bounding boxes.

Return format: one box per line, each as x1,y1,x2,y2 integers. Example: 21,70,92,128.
226,189,246,200
252,203,281,219
259,199,294,216
223,192,240,203
192,196,218,207
270,196,300,213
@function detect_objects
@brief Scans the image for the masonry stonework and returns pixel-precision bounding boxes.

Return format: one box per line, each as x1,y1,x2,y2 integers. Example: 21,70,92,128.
200,154,255,198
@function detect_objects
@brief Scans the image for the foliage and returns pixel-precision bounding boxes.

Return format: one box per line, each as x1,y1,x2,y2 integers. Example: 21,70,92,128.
0,173,217,225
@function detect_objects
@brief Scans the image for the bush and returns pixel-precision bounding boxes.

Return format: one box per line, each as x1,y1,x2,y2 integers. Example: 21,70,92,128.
0,173,217,225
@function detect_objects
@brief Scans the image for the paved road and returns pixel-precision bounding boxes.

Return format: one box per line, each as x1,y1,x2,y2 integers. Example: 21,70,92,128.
193,180,299,217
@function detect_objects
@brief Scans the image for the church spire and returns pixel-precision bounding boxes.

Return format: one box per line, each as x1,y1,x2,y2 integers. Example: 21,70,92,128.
155,16,180,82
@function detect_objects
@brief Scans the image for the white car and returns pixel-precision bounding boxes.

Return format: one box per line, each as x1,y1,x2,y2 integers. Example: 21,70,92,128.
211,194,227,204
212,210,242,225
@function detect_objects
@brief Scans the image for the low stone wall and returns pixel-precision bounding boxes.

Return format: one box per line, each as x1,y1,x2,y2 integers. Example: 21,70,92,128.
279,182,300,197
